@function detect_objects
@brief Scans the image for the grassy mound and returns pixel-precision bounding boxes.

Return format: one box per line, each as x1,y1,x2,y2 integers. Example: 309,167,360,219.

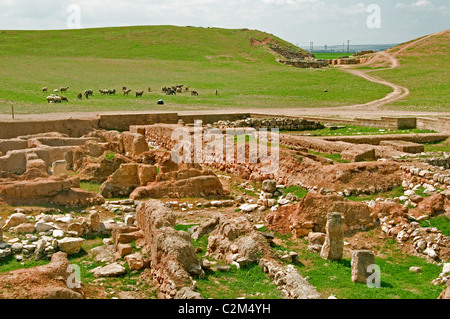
0,25,391,114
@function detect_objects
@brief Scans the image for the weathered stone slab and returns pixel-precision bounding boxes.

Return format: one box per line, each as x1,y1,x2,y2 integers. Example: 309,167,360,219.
320,212,344,261
351,250,375,283
379,140,424,153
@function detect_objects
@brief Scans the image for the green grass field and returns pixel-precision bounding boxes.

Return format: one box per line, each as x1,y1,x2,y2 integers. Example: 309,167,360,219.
283,125,436,137
0,26,392,114
313,52,352,60
272,231,445,299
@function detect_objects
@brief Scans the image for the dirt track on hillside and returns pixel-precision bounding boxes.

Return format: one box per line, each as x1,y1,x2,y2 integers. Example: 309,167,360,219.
335,30,449,111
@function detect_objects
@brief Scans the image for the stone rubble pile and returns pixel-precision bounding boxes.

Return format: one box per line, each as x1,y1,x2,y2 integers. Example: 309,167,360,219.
191,212,321,299
213,117,324,131
161,179,299,215
0,205,127,262
432,263,450,286
259,258,322,299
136,200,203,299
422,153,450,170
401,165,450,187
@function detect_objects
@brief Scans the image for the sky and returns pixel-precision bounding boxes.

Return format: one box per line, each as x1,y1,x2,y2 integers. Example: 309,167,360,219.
0,0,448,46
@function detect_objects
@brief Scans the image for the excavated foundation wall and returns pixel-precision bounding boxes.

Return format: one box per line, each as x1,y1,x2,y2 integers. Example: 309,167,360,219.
296,116,418,130
0,113,252,139
321,133,449,145
0,137,99,175
417,117,450,134
0,119,99,139
2,115,449,140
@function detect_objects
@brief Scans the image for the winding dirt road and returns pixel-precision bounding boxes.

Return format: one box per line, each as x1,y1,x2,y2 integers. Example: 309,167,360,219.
337,51,409,110
336,30,448,111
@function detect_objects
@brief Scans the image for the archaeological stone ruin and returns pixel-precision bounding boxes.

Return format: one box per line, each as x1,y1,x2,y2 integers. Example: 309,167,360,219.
0,112,449,300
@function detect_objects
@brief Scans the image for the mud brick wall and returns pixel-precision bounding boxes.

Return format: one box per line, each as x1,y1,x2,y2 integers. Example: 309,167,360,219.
178,113,251,125
0,119,99,139
300,117,417,130
322,133,449,145
279,60,328,68
99,113,179,131
417,117,450,134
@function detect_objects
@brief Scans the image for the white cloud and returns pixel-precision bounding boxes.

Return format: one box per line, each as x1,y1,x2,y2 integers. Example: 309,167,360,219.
0,0,448,45
396,0,433,9
412,0,432,7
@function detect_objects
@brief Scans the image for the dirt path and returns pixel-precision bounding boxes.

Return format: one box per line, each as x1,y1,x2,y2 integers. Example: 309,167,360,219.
337,49,408,110
335,30,449,110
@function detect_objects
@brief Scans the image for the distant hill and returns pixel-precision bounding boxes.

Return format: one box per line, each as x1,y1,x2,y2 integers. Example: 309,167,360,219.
0,26,311,62
375,30,450,111
300,44,398,54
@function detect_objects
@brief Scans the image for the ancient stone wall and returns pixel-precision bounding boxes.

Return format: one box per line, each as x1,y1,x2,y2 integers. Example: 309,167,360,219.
0,136,100,175
98,113,179,131
179,113,251,125
136,200,203,299
279,60,328,68
300,116,418,130
417,117,450,133
322,133,448,145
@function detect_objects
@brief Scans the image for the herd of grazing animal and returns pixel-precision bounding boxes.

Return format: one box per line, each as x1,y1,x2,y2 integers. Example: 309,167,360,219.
41,84,211,104
162,85,201,96
99,89,116,95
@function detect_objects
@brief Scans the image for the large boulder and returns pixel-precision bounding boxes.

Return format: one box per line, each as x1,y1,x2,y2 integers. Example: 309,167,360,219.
136,200,203,298
120,132,149,157
2,213,29,230
130,169,225,200
99,163,141,198
77,153,130,184
262,180,277,194
308,232,326,252
265,193,375,237
91,263,126,278
341,145,376,162
0,252,84,299
439,287,450,299
90,244,115,263
190,215,220,241
206,214,269,265
12,223,35,234
351,250,375,283
124,252,145,271
57,237,84,255
408,193,446,220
